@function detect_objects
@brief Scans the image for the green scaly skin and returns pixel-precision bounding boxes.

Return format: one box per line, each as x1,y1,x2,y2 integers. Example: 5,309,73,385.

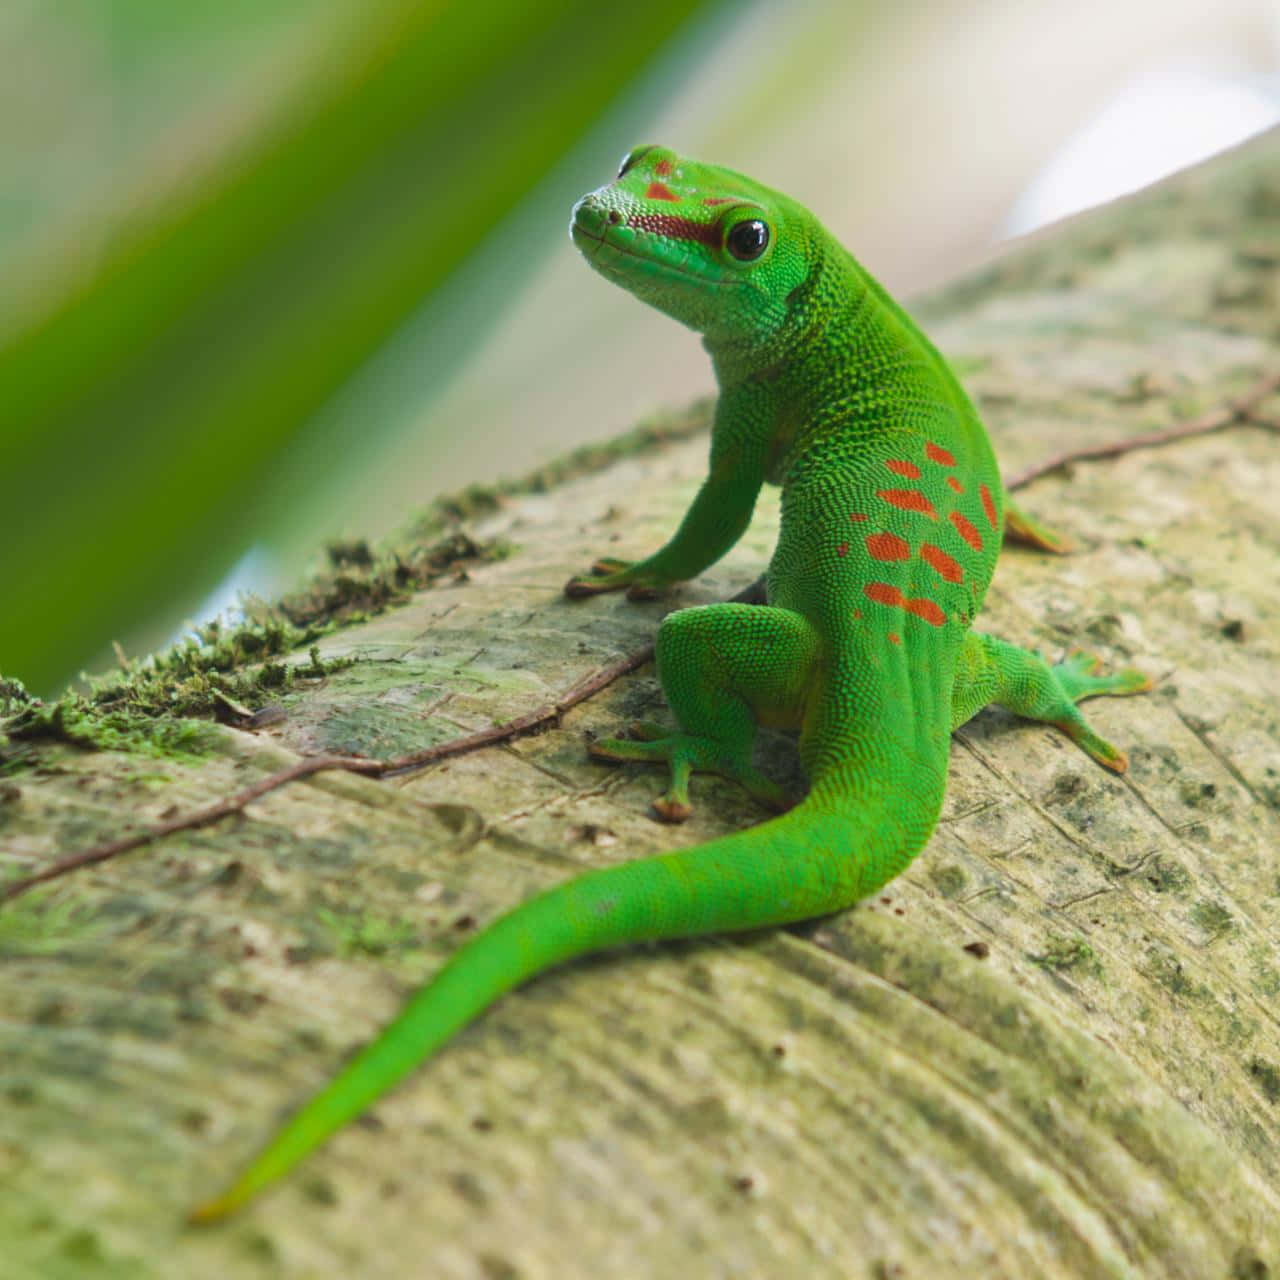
190,148,1149,1222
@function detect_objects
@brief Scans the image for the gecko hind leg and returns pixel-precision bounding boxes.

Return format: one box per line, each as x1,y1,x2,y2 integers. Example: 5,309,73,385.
1004,499,1073,554
589,602,817,822
953,633,1150,774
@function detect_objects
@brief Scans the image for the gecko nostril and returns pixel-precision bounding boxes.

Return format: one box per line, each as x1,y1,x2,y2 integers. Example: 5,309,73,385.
607,209,622,225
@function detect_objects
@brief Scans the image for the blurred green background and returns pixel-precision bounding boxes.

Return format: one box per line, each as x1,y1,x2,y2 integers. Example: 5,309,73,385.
2,0,1277,694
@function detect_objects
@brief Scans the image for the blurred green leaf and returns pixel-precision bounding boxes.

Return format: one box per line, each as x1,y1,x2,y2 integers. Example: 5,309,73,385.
0,0,714,693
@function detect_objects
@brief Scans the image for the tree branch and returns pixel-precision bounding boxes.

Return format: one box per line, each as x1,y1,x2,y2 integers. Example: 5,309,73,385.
4,377,1273,905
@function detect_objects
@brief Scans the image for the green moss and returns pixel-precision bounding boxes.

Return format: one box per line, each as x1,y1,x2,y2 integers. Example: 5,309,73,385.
1189,898,1235,940
0,677,36,717
0,890,109,956
1031,933,1102,979
61,1228,104,1262
1142,855,1192,895
2,402,707,766
1146,948,1205,1000
928,863,968,899
313,906,421,958
3,696,219,760
1248,1056,1280,1105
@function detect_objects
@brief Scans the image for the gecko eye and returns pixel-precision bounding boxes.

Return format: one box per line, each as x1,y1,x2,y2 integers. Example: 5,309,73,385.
726,219,769,261
617,145,656,178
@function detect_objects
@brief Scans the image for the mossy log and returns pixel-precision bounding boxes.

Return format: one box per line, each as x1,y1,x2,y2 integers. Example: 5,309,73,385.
2,130,1279,1280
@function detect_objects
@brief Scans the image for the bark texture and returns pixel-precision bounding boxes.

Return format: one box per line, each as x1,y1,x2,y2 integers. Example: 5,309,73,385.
3,131,1279,1280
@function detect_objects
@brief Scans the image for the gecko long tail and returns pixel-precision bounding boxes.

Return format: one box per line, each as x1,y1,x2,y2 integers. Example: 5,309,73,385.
189,778,929,1223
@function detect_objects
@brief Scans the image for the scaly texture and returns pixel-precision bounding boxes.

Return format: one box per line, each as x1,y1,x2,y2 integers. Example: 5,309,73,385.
191,147,1148,1221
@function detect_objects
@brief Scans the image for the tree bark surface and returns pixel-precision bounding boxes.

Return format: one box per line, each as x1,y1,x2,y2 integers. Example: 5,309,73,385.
3,132,1279,1280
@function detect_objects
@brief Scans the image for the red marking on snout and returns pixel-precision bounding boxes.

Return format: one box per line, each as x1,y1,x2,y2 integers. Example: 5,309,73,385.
836,541,849,558
887,632,902,645
950,511,984,552
849,512,869,523
653,158,673,177
702,196,735,205
926,442,956,466
885,459,922,479
980,483,998,529
645,181,678,202
946,476,963,494
877,488,938,519
866,532,911,562
920,543,964,583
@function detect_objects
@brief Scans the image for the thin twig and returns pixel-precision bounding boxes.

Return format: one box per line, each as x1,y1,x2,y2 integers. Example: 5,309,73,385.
1004,371,1280,490
1,649,649,904
1,756,382,902
3,376,1272,905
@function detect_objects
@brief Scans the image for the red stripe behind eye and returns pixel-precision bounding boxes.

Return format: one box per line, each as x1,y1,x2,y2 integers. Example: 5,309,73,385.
627,213,721,246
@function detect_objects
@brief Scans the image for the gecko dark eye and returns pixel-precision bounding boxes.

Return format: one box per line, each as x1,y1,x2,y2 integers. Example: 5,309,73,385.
617,145,656,178
726,219,769,261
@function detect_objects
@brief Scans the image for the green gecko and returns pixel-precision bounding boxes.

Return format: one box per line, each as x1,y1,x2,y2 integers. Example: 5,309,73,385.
190,147,1149,1222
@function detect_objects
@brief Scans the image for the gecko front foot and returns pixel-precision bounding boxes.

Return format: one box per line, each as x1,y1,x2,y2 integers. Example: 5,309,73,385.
564,558,670,599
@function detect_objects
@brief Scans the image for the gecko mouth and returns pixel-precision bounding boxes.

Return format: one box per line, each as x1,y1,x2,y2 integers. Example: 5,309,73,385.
570,198,744,291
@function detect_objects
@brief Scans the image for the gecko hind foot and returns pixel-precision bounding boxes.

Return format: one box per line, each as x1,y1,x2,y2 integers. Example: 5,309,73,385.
1004,500,1074,554
1053,650,1152,703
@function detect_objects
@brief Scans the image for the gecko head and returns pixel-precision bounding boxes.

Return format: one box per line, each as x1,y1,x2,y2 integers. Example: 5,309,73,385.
570,146,813,348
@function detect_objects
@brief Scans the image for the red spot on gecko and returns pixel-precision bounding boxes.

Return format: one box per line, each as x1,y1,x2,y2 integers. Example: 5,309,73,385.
980,483,998,529
836,541,849,558
877,488,938,519
950,511,984,552
864,582,905,608
627,213,722,247
946,476,963,493
887,632,901,645
920,543,964,583
645,182,678,202
866,532,911,561
849,512,869,523
653,158,673,177
904,597,946,626
863,581,946,628
925,442,956,466
885,459,922,479
702,196,736,205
